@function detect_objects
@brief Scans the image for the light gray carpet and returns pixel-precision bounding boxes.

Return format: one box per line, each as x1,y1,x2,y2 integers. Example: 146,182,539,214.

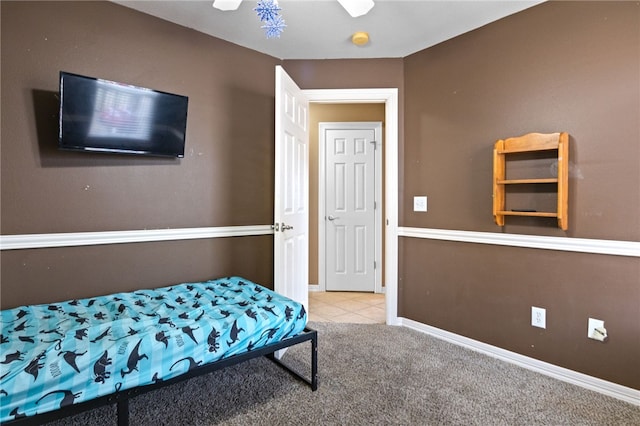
47,322,640,425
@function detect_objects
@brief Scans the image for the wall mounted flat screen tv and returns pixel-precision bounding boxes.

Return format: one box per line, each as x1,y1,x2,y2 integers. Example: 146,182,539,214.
59,72,188,158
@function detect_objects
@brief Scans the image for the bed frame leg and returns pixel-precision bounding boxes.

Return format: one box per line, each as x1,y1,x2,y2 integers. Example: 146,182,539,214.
117,399,129,426
265,329,318,391
311,330,318,391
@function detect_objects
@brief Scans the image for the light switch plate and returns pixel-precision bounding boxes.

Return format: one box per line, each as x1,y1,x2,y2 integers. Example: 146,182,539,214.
414,196,427,212
587,318,604,339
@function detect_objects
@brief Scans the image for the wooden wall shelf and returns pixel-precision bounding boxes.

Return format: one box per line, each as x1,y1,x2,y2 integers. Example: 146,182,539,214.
493,132,569,230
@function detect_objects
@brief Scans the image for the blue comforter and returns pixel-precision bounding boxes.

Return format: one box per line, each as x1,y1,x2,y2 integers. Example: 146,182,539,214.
0,276,307,422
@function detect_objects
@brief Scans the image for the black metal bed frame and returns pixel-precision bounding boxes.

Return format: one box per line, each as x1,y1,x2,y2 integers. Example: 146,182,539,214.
3,327,318,426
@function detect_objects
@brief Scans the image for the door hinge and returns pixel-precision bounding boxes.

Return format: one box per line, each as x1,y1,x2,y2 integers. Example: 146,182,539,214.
374,261,377,269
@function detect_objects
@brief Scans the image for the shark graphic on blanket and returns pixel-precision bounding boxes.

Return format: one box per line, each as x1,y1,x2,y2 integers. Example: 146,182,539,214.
0,276,307,422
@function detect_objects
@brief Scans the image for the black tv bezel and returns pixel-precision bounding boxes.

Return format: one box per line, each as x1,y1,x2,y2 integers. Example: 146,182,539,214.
58,71,188,158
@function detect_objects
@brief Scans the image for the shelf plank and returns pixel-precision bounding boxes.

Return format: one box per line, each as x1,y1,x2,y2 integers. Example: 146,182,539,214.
497,178,558,184
499,132,561,153
497,147,558,154
497,210,558,218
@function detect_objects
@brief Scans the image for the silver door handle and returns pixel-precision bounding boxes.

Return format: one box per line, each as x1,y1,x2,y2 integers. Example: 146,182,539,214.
327,215,339,221
281,222,294,231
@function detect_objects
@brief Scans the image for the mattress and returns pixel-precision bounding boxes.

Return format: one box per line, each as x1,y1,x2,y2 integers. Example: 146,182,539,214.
0,276,307,422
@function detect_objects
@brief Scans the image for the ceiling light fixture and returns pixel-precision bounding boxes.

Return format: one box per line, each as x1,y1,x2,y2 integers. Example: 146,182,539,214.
351,31,369,46
337,0,375,17
212,0,243,11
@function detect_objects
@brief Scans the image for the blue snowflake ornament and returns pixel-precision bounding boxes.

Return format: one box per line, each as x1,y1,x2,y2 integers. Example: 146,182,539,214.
254,0,281,22
262,15,286,38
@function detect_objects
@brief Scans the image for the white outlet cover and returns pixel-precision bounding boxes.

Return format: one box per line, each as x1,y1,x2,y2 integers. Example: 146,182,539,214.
414,196,427,212
531,306,546,329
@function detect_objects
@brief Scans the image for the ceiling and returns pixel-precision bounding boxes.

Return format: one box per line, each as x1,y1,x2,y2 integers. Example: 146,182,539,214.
114,0,545,60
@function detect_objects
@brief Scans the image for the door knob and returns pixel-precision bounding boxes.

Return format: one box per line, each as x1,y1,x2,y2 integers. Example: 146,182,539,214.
281,223,294,231
327,215,339,221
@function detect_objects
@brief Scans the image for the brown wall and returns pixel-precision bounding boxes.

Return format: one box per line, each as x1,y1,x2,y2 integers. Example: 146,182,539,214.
1,0,638,392
1,236,273,307
1,1,279,307
402,1,639,389
282,59,405,92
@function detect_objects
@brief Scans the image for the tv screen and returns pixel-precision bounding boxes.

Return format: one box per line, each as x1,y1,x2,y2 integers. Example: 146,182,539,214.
58,72,188,158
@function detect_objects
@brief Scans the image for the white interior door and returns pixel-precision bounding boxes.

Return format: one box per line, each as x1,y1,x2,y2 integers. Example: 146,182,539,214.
322,123,380,292
274,66,309,311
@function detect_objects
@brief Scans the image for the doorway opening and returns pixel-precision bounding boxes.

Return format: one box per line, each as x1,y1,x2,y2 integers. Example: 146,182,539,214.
303,88,399,326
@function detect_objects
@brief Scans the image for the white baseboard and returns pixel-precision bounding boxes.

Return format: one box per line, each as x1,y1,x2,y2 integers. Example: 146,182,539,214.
308,284,385,293
400,318,640,406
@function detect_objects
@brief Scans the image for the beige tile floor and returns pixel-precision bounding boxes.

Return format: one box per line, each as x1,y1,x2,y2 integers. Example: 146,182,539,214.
308,291,386,324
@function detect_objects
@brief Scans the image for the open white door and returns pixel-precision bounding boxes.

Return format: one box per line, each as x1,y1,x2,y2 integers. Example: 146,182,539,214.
274,66,309,312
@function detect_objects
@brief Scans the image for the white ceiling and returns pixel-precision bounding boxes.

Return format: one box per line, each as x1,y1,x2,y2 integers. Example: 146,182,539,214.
114,0,544,60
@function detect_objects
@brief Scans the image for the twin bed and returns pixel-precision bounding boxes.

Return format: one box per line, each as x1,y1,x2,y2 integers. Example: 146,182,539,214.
0,276,317,425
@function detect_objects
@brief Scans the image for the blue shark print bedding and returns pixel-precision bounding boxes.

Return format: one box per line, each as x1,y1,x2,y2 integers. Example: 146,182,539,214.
0,276,307,423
